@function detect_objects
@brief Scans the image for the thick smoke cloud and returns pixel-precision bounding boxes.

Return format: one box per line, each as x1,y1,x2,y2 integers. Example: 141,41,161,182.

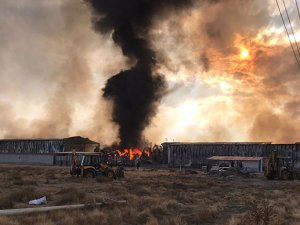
0,0,95,138
0,0,124,143
30,0,96,138
1,0,300,145
85,0,192,147
145,0,300,143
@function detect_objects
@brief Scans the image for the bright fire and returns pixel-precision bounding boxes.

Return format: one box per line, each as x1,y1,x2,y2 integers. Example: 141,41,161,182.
116,148,151,160
240,48,250,60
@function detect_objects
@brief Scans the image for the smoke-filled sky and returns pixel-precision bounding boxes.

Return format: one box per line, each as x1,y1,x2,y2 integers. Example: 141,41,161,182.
1,0,300,145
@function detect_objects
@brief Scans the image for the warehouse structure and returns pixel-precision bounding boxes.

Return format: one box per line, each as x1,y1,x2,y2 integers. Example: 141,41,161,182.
0,136,99,165
162,142,300,169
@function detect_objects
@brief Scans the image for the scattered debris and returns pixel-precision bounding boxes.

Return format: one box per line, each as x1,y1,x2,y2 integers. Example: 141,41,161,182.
209,167,254,178
29,196,47,205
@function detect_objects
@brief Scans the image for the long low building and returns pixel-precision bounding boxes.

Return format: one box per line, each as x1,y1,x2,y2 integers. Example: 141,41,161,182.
0,136,99,165
162,142,300,169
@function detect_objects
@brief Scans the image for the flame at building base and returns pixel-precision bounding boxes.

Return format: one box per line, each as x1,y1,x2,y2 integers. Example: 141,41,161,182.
116,147,151,161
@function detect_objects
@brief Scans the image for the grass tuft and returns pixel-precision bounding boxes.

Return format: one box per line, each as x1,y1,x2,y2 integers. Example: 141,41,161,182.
0,187,36,209
57,187,86,205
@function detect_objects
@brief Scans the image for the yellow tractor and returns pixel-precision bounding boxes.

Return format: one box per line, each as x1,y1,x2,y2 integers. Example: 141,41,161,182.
264,151,295,180
70,151,124,179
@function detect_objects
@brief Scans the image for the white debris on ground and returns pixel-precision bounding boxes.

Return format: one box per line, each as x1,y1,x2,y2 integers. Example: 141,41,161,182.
29,196,47,205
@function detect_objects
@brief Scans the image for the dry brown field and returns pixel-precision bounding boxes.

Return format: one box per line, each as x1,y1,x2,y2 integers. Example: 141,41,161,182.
0,164,299,225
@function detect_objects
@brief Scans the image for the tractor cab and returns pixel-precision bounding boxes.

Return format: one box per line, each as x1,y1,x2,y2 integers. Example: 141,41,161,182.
81,154,101,169
70,151,124,179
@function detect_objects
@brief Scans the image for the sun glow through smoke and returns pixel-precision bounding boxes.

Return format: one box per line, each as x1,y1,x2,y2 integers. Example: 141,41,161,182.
240,48,250,60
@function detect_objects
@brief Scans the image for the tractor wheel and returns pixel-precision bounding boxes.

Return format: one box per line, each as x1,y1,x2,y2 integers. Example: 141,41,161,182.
70,168,75,176
83,169,96,178
70,167,80,177
106,169,115,179
266,172,274,180
281,170,289,180
115,167,124,179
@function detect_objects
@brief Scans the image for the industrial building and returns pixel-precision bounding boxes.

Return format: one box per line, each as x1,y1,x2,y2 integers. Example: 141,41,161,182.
162,142,300,170
0,136,99,165
1,138,300,170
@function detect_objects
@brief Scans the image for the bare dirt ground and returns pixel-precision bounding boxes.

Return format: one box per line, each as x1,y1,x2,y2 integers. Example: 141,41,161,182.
0,164,299,225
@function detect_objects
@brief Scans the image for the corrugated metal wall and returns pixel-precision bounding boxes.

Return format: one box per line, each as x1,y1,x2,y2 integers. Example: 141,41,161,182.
0,137,100,165
0,139,64,154
0,154,54,165
162,142,299,168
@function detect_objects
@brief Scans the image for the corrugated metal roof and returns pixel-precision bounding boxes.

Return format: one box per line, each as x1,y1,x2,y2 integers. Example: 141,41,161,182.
0,138,63,142
162,142,272,145
208,156,263,161
54,152,101,156
64,136,99,145
0,136,99,144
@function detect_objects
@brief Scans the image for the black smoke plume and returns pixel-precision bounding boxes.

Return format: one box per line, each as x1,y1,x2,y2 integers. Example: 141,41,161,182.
85,0,192,148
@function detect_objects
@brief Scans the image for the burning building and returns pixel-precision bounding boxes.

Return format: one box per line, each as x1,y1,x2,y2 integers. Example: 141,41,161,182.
0,136,99,165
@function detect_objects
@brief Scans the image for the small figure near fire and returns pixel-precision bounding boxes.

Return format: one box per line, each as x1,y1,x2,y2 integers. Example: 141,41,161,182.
135,156,141,170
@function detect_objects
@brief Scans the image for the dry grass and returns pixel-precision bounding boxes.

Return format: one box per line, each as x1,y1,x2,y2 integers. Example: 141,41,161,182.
236,199,279,225
56,188,86,205
0,187,36,209
0,165,299,225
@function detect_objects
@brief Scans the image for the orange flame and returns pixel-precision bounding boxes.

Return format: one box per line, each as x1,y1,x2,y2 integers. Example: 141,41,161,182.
116,150,127,157
116,147,151,160
144,148,151,157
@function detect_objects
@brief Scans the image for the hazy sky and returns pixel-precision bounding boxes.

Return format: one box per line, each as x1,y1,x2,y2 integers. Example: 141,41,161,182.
1,0,300,145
